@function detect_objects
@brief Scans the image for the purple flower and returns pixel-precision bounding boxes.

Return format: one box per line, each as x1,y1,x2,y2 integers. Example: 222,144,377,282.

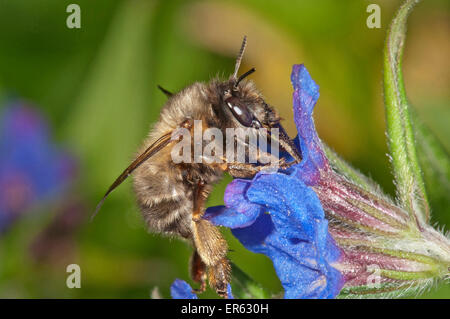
205,65,344,299
0,102,76,232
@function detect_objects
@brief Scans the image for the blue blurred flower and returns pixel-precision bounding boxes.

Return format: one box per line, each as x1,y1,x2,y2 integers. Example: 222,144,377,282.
204,65,344,299
170,279,199,299
170,279,233,299
0,102,76,233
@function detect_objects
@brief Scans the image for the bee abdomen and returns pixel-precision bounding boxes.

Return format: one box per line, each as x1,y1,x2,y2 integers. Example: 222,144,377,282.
135,178,194,238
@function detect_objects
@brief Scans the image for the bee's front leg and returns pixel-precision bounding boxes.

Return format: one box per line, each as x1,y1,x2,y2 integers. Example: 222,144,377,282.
226,157,296,178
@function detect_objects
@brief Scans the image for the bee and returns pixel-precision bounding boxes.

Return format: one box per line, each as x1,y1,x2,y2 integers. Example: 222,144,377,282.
94,37,301,298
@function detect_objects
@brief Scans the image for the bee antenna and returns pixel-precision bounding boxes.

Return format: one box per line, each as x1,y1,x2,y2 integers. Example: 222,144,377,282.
232,35,247,80
157,85,173,98
234,68,256,88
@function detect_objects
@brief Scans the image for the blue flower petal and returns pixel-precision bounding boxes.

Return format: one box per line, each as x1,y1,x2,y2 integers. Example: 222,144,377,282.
170,279,198,299
205,179,263,228
227,283,234,299
291,64,329,185
231,172,343,298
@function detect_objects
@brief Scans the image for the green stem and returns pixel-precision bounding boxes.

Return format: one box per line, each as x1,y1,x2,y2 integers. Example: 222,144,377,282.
383,0,429,223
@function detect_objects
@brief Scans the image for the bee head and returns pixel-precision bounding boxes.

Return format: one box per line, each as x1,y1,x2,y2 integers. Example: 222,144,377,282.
219,36,280,130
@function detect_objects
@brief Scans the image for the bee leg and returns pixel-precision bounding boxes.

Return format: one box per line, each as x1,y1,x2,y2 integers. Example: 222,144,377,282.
192,178,209,221
191,180,230,298
226,162,262,178
191,219,230,298
208,257,231,298
190,250,207,294
256,150,298,169
226,158,295,178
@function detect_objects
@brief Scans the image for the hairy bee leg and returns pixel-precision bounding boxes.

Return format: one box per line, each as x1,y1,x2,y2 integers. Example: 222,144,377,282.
190,179,231,297
208,257,231,298
226,158,296,178
190,250,207,294
192,179,211,220
191,219,230,298
279,159,297,169
226,162,262,178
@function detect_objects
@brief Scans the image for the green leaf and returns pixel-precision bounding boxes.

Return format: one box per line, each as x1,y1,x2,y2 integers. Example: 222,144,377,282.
383,0,430,223
230,262,271,299
411,111,450,218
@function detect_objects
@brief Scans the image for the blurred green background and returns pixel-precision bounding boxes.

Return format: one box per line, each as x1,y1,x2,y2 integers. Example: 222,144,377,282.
0,0,448,298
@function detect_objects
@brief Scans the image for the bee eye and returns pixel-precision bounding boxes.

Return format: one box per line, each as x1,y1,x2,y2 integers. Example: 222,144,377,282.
225,97,253,127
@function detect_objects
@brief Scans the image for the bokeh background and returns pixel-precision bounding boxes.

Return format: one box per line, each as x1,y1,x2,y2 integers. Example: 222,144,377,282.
0,0,448,298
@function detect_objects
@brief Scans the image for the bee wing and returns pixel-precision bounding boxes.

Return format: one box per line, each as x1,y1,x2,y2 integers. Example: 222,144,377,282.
91,131,173,220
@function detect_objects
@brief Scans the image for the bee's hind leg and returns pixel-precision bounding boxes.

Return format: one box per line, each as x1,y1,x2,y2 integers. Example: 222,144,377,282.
207,257,231,298
190,179,231,298
191,219,230,298
190,250,207,294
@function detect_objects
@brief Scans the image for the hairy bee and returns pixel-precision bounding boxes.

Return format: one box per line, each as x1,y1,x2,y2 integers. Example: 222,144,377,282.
94,37,301,298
